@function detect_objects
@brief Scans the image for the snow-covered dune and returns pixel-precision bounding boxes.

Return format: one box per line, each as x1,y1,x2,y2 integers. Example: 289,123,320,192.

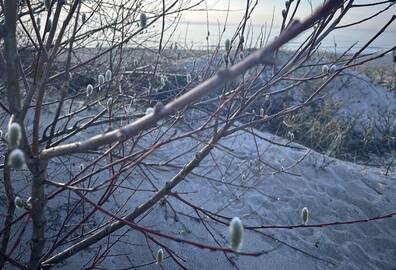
44,124,396,269
2,53,395,270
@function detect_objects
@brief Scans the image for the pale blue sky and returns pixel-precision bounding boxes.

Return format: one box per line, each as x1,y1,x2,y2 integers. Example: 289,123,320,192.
182,0,396,31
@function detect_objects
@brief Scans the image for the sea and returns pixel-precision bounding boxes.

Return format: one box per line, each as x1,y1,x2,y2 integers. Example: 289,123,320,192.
165,21,395,54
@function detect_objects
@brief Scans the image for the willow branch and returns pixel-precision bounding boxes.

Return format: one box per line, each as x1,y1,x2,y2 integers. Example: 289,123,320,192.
40,0,343,160
42,0,343,266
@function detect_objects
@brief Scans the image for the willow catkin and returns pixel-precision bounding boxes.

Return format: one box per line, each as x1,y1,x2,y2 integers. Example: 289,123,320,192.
105,69,112,81
140,13,147,29
8,122,22,148
229,217,244,250
145,107,154,115
156,249,164,264
107,98,113,107
225,39,231,53
26,197,33,209
322,65,329,74
9,149,25,169
14,197,25,209
86,84,94,96
329,65,337,74
301,207,309,225
98,74,105,85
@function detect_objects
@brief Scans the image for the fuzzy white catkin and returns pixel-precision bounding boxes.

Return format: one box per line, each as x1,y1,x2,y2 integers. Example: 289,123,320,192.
239,52,245,61
145,107,154,115
301,207,309,225
8,122,22,148
14,197,25,209
186,74,192,84
86,84,93,96
98,74,105,85
140,13,147,29
229,217,244,250
260,108,265,117
9,149,25,169
322,65,329,74
156,249,164,264
225,39,231,53
288,131,295,141
160,76,166,88
329,65,337,74
26,197,33,209
107,97,113,107
105,69,112,81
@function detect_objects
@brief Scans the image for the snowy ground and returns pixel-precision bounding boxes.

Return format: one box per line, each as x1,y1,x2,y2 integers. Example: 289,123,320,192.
174,51,396,133
4,113,396,269
46,124,396,270
1,52,396,269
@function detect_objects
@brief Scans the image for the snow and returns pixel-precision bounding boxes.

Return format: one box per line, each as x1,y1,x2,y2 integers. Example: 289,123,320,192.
1,54,396,269
327,71,396,129
44,124,396,269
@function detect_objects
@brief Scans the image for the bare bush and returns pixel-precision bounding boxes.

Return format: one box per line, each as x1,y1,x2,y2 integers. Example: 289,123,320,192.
0,0,395,269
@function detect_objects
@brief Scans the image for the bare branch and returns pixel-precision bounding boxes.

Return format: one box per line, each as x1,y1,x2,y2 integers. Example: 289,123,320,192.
40,0,343,160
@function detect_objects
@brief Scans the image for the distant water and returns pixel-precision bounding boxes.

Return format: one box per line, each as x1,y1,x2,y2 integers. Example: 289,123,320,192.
166,22,395,53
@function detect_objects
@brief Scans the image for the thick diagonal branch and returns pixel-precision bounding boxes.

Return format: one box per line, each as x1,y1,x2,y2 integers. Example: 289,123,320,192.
42,0,343,266
42,135,219,267
40,0,343,160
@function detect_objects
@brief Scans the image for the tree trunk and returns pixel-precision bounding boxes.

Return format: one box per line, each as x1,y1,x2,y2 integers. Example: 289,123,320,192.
0,153,15,269
27,159,48,270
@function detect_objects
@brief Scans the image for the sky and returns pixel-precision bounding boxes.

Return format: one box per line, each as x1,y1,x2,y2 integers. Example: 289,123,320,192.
181,0,396,31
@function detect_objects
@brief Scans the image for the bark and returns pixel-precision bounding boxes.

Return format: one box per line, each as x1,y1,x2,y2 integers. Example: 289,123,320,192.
27,160,48,270
0,153,15,269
